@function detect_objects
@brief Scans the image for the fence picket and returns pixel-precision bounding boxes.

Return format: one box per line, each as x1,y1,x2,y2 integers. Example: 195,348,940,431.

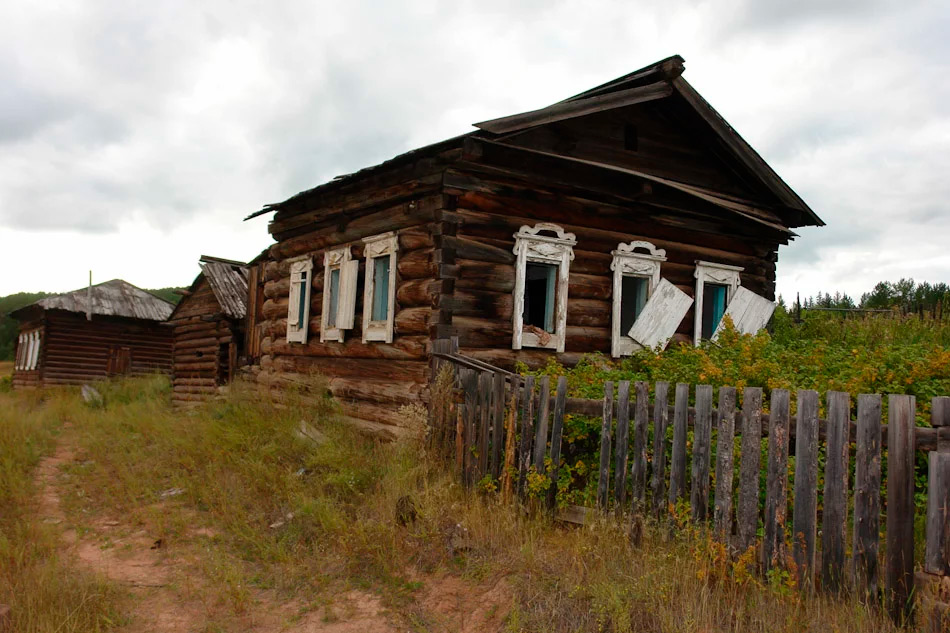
533,376,551,471
691,385,713,522
668,383,690,507
713,386,737,540
478,371,492,480
615,381,632,509
763,389,790,572
737,387,763,553
491,372,505,479
926,452,950,575
853,394,882,599
631,381,650,510
598,381,614,511
792,390,819,590
461,368,478,487
935,396,950,452
885,395,916,625
517,375,535,500
547,377,568,510
822,391,850,592
651,382,670,518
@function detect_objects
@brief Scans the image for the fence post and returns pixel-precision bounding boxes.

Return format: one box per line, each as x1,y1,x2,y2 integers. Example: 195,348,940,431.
477,371,492,481
491,372,505,480
927,397,950,576
713,386,736,540
598,381,614,511
651,382,670,518
885,394,916,626
547,377,568,510
792,390,819,590
668,383,690,508
614,381,632,509
763,389,790,573
532,376,552,472
822,391,851,593
460,368,478,487
853,394,882,600
691,385,713,522
737,387,763,553
517,375,535,501
631,381,650,510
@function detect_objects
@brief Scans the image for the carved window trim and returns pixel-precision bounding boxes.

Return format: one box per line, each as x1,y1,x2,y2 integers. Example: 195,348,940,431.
693,260,743,345
362,232,399,343
611,241,666,357
318,247,354,343
512,223,576,353
286,256,314,344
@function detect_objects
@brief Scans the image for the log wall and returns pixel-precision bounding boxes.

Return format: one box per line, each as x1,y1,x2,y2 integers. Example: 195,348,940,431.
10,316,44,390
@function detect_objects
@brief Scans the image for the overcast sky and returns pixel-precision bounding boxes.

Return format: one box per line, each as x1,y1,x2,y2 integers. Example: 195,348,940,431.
1,0,948,302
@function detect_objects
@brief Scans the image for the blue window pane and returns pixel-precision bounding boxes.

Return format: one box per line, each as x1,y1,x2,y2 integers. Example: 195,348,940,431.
701,283,728,339
327,268,340,327
372,256,390,322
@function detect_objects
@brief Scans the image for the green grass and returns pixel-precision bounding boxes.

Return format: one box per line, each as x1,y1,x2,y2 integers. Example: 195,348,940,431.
0,375,906,632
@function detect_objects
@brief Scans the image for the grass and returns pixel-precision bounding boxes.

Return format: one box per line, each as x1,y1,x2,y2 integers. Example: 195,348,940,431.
0,361,12,378
0,375,906,632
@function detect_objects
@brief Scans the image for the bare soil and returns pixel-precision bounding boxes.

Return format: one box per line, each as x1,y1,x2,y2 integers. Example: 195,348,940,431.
34,432,511,632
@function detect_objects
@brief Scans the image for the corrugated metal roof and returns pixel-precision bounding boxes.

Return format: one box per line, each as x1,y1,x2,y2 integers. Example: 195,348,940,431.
24,279,174,321
199,256,248,319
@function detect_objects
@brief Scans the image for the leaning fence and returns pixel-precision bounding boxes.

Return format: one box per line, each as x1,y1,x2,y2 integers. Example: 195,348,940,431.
428,338,950,627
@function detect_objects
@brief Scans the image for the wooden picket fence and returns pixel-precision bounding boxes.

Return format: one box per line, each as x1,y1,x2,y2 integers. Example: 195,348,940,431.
428,339,950,626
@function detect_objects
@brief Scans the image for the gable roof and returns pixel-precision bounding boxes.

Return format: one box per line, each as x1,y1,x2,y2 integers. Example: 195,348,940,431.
248,55,821,228
13,279,174,321
199,255,248,319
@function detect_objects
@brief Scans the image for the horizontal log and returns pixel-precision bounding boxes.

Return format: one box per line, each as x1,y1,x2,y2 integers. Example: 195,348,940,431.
270,355,429,382
394,307,430,336
264,277,291,300
565,298,610,328
439,235,515,264
455,260,516,293
262,298,289,320
174,361,218,372
174,336,219,351
397,248,435,280
267,335,428,361
327,377,428,407
395,279,438,307
173,385,218,395
448,289,513,320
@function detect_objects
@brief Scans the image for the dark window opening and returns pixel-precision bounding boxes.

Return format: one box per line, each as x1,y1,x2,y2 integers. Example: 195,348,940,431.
371,256,390,322
524,262,557,332
326,268,340,327
624,124,638,151
620,276,649,335
218,342,231,384
296,270,309,329
701,283,728,339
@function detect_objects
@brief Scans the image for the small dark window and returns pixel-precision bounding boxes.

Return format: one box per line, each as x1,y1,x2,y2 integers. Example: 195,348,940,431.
701,283,728,339
326,268,340,327
218,342,231,384
524,262,557,332
624,124,638,151
620,276,649,335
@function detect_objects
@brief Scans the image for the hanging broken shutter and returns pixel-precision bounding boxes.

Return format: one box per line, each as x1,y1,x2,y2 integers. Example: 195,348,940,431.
286,258,313,344
713,286,775,338
627,278,693,350
337,259,359,330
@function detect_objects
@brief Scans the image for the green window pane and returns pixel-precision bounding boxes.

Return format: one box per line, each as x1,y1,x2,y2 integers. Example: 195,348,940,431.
327,268,340,327
701,283,728,339
372,256,390,322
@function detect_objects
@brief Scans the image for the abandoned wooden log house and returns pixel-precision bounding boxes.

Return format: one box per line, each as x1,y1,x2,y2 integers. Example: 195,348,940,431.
10,279,174,389
245,55,822,435
166,255,249,404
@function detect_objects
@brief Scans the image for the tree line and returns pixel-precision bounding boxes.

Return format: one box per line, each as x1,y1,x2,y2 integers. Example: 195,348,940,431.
792,279,950,318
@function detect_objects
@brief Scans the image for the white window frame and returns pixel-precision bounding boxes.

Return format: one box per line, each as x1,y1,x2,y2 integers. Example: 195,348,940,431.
611,241,666,357
16,330,40,371
29,331,40,370
319,247,356,343
512,223,576,353
362,232,399,343
693,260,743,345
286,256,313,344
15,333,24,370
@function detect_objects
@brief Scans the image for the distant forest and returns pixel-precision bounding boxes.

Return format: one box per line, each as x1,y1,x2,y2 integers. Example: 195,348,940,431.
0,288,182,360
789,278,950,317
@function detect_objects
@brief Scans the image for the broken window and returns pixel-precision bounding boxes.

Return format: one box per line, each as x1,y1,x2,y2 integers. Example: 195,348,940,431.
287,257,314,344
693,260,742,344
702,283,728,339
512,223,576,352
319,247,358,343
362,232,398,343
610,241,667,357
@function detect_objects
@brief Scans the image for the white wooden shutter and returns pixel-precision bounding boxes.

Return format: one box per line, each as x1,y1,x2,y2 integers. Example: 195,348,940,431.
286,258,313,344
286,270,302,342
337,259,359,330
713,286,775,338
30,332,41,370
627,278,693,350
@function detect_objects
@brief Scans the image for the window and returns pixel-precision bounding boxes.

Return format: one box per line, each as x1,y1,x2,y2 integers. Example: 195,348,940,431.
610,241,666,357
693,260,742,344
512,223,576,352
16,330,41,371
320,247,358,343
287,257,313,344
362,232,398,343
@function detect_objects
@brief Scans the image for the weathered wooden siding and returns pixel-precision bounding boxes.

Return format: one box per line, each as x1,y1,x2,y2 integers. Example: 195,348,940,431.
39,310,172,386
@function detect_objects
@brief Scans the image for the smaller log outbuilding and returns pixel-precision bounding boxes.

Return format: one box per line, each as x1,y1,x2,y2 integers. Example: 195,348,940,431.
166,256,248,404
11,279,174,388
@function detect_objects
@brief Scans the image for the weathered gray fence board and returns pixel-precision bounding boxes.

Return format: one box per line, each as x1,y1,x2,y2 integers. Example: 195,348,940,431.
713,386,737,539
598,381,614,511
885,394,916,625
517,375,535,500
822,391,850,592
853,394,882,599
792,390,819,589
491,371,505,479
614,381,631,509
651,382,670,518
935,396,950,452
691,385,713,522
763,389,790,572
926,452,950,575
737,387,763,553
631,381,650,510
461,368,478,487
478,371,492,480
669,383,690,506
547,377,568,510
532,376,551,471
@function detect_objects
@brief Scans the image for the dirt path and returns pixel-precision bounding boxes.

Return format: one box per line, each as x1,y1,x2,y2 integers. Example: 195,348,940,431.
34,431,511,632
